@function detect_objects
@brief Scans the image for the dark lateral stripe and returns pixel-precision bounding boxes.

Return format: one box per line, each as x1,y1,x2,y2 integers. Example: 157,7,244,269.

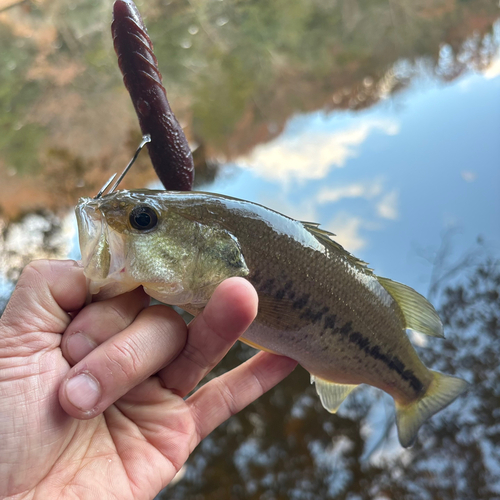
275,280,299,301
251,270,262,284
324,318,424,394
292,294,310,310
259,278,276,294
340,321,352,336
255,277,299,302
300,306,329,324
324,314,337,329
349,331,369,350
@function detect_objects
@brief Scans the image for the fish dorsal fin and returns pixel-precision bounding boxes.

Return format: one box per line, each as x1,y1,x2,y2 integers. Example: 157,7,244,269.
311,375,358,413
301,221,374,275
377,277,444,338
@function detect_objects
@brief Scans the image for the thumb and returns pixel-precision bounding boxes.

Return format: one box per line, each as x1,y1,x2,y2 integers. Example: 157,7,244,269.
1,260,88,348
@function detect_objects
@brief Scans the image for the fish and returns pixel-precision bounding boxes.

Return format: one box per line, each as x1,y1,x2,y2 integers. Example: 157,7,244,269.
75,189,468,447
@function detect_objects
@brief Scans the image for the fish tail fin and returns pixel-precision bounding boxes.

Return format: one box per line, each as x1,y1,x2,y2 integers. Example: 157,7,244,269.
395,370,468,448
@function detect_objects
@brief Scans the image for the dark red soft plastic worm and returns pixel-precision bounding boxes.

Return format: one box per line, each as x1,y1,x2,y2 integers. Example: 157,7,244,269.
112,0,194,191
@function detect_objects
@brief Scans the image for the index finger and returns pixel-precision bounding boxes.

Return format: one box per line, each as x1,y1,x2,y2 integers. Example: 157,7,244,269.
157,278,258,397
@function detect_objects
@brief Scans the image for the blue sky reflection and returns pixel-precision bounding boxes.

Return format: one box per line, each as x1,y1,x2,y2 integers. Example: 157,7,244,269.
206,64,500,299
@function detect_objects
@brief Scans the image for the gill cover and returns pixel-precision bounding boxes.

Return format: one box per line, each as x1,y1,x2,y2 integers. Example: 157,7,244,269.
144,223,250,306
76,192,250,305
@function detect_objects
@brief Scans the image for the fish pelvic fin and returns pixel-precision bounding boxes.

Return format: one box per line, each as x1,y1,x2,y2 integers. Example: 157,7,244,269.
395,370,469,448
311,375,358,413
377,277,445,338
239,336,280,354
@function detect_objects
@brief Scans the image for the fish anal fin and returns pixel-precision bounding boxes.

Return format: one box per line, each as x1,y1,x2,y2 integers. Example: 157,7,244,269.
239,336,279,354
378,277,445,338
311,375,358,413
395,370,469,447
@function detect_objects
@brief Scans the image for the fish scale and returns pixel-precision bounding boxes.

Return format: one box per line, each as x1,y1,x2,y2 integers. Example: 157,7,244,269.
76,189,468,447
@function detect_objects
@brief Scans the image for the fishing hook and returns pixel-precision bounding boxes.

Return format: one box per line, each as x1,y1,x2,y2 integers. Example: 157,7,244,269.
94,134,151,199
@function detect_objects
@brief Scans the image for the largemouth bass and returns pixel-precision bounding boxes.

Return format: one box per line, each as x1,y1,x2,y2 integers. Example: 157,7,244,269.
76,189,468,447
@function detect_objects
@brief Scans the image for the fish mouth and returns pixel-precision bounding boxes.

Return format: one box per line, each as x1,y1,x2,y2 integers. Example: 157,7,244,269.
75,198,126,291
76,200,107,277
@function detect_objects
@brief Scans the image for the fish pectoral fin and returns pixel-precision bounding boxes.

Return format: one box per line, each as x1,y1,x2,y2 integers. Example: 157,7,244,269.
311,375,358,413
239,336,280,354
377,276,445,338
395,370,469,448
257,294,296,327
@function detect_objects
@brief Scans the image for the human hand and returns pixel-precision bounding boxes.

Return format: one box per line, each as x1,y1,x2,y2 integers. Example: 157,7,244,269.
0,260,297,500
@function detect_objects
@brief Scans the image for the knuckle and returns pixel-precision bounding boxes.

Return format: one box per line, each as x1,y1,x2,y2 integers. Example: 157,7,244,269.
18,260,45,286
107,303,130,330
213,378,238,416
250,366,265,395
151,304,186,330
182,341,211,372
9,261,62,332
105,338,143,380
24,259,47,273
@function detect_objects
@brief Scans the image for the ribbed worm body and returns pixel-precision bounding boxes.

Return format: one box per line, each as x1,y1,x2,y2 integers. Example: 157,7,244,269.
112,0,194,190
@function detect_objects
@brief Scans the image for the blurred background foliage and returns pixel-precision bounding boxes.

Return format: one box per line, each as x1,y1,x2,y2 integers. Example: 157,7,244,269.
0,0,498,218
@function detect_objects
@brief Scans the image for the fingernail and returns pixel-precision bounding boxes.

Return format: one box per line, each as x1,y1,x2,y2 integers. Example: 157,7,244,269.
66,373,101,411
67,333,96,363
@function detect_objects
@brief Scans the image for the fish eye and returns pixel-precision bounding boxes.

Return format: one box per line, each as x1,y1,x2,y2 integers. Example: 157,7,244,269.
129,205,158,231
